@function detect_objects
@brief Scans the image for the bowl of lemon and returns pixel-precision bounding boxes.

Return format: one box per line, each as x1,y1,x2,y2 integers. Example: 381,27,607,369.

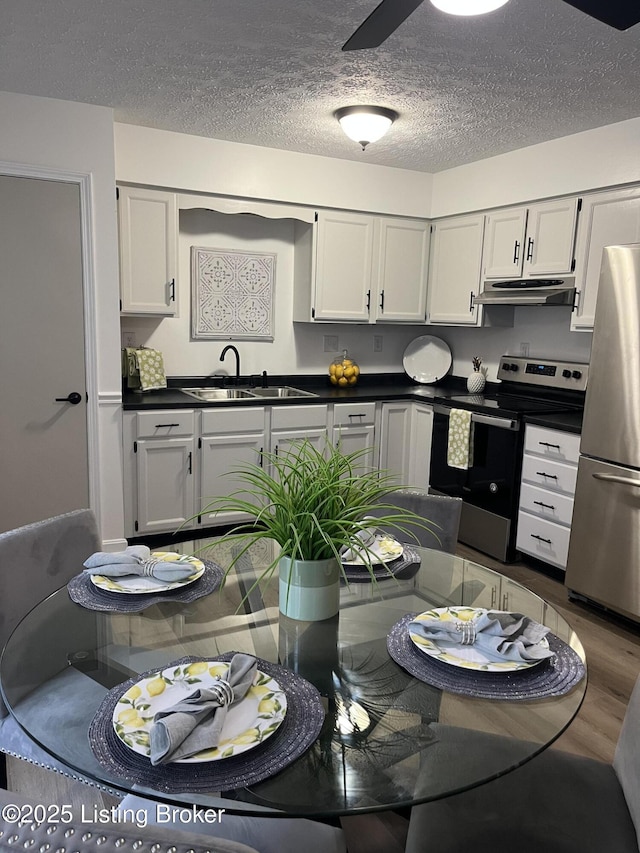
329,349,360,387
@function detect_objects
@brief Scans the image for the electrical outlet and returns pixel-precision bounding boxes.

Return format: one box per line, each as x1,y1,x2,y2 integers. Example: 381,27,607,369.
123,332,136,348
323,335,339,353
520,342,530,357
373,335,383,353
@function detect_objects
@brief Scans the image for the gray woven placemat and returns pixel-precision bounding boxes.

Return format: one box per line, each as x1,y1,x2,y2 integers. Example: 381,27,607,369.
88,653,325,793
341,544,421,583
67,561,224,612
387,613,586,701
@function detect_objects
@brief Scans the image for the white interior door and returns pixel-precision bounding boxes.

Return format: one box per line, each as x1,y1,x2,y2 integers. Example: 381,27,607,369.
0,174,89,532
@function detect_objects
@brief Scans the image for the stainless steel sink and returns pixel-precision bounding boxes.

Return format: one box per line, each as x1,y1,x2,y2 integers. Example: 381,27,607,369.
180,387,256,401
248,386,317,398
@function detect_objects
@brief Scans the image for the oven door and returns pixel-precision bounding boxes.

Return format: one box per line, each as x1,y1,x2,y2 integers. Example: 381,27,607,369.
429,404,522,561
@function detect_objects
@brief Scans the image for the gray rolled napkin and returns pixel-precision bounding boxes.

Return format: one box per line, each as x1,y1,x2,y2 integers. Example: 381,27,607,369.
409,610,554,663
340,517,378,562
83,545,195,583
148,654,257,765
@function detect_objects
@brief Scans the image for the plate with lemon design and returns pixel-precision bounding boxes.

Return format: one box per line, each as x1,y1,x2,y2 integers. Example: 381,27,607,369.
90,552,205,595
409,607,549,673
112,660,287,763
341,534,404,566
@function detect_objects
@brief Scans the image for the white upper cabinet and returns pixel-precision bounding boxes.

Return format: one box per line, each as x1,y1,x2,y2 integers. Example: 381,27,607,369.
427,214,485,326
483,198,579,280
483,207,527,279
313,210,374,322
571,187,640,331
373,217,429,322
118,186,178,315
304,210,429,323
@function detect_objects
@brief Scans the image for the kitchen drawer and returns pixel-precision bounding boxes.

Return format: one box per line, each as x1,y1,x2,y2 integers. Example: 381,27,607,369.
271,404,328,430
333,402,376,426
516,511,571,570
136,410,195,438
201,407,265,434
521,454,578,495
519,482,575,527
524,424,580,464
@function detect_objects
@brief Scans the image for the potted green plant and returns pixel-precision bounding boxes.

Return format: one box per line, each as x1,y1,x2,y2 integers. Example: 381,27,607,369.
197,439,439,621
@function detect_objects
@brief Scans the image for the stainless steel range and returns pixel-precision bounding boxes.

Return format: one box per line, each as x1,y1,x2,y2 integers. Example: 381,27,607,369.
429,356,588,562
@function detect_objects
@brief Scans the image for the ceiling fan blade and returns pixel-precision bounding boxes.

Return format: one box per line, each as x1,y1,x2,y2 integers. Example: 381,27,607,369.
342,0,426,51
561,0,640,30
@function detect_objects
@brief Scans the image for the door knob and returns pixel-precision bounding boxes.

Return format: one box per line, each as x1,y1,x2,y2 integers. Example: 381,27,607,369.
55,392,82,405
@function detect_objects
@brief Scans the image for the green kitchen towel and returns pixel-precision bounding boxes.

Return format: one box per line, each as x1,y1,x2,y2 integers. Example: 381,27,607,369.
136,347,167,391
122,347,141,389
447,408,474,469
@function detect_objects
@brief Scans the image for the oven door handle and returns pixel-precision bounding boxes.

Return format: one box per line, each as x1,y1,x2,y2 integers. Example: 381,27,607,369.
433,404,519,431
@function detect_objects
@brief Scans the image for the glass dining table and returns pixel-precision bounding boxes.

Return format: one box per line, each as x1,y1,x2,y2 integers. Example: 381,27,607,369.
0,540,587,819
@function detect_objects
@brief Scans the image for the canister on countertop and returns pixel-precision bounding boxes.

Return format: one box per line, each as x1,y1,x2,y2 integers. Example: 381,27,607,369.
329,349,360,387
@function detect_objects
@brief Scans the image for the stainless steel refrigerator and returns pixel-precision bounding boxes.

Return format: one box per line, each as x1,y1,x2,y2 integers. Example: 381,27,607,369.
566,243,640,621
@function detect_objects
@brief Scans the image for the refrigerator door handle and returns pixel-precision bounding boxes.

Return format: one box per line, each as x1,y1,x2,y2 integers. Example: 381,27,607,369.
592,472,640,488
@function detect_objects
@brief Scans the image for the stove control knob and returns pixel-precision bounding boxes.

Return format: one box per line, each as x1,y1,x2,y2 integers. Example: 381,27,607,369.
489,482,498,494
562,369,572,379
509,363,519,372
572,370,582,379
501,362,510,371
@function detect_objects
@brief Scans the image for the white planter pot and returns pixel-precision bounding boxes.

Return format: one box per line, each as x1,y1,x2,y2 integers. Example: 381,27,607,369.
279,556,340,621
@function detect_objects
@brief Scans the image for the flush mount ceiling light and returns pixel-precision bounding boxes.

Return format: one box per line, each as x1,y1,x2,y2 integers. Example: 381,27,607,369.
430,0,509,14
335,105,399,150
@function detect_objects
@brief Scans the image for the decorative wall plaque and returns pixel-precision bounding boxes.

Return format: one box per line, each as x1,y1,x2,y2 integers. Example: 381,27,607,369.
191,246,275,340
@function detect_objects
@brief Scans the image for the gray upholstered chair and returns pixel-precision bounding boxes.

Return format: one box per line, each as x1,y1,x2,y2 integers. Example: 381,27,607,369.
0,787,259,853
119,794,346,853
0,509,114,788
405,674,640,853
370,490,462,554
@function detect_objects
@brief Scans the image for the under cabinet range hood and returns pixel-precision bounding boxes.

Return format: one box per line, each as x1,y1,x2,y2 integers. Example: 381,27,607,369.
474,278,576,306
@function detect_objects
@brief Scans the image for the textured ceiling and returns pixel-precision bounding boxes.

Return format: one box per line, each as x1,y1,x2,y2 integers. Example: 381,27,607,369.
2,0,640,172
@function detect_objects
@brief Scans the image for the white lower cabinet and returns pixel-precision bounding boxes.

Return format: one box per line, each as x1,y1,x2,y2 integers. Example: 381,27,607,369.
269,404,329,460
126,410,196,535
379,401,433,488
332,402,376,472
516,425,580,570
462,560,545,621
198,407,266,526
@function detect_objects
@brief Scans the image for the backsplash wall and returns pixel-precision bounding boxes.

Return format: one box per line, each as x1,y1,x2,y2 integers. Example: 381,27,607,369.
120,208,592,382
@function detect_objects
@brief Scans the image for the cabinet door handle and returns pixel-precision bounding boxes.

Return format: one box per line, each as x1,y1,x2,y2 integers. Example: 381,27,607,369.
502,593,508,610
187,451,192,475
533,500,556,510
469,291,475,312
531,533,552,544
379,290,385,311
366,289,371,313
155,423,180,429
169,279,176,302
258,447,263,468
536,471,558,480
513,240,520,264
490,586,497,608
526,237,534,261
538,441,561,449
348,413,366,420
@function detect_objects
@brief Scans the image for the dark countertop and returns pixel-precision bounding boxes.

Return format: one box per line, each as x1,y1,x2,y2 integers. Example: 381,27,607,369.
523,410,583,434
122,374,471,411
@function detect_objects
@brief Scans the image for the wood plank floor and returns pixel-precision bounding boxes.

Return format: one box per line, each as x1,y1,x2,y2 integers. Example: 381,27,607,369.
7,545,640,853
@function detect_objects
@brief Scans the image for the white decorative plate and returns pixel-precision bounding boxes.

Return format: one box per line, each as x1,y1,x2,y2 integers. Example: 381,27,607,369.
403,335,452,384
112,660,287,764
409,606,549,672
90,552,205,594
342,535,404,565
